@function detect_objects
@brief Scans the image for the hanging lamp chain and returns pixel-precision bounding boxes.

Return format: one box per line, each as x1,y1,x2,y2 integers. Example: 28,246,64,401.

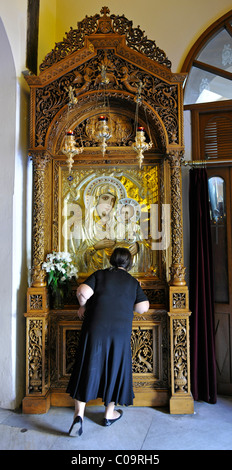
132,81,153,168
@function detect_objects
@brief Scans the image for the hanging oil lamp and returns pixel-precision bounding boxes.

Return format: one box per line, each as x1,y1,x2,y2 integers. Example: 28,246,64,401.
95,115,111,157
62,129,84,174
93,61,112,156
132,126,153,168
132,82,153,168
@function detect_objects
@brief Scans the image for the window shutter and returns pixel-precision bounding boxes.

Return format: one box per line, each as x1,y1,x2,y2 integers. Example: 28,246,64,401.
200,112,232,160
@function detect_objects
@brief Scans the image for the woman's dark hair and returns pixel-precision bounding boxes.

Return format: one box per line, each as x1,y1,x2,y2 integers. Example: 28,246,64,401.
109,247,132,271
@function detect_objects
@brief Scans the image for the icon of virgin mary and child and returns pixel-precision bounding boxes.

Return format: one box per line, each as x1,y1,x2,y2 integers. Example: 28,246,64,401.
68,175,152,274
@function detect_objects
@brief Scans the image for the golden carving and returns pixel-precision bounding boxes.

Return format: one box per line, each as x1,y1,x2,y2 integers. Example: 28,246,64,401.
23,7,193,414
168,284,193,410
172,293,186,309
65,329,81,374
169,286,189,313
31,153,51,287
29,295,43,310
168,308,192,408
48,309,168,393
28,319,43,393
143,288,166,306
173,319,188,393
33,45,179,150
25,315,49,396
84,113,133,146
39,8,171,72
27,286,49,313
131,329,153,373
167,150,186,286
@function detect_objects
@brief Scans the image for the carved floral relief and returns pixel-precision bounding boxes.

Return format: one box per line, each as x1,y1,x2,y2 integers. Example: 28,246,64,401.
39,7,172,72
35,49,179,150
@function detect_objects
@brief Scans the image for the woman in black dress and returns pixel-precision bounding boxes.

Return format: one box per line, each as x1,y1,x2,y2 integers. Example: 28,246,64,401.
67,247,149,436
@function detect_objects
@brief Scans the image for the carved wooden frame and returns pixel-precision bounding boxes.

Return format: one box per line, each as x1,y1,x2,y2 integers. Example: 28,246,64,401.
23,7,194,414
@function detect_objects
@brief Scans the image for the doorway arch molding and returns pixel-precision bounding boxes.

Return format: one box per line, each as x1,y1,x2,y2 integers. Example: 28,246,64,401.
181,9,232,75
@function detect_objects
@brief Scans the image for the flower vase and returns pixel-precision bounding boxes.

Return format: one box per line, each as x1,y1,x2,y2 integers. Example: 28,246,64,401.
51,288,64,309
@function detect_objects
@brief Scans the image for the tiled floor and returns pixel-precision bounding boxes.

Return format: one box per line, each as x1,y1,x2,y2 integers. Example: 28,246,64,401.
0,396,232,451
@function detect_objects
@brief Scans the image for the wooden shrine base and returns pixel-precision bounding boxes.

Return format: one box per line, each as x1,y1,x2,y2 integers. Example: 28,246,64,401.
22,389,170,414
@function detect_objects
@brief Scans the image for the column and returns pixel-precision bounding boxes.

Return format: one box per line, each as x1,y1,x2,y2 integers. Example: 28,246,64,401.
167,150,194,414
23,152,51,413
31,153,51,287
168,150,186,286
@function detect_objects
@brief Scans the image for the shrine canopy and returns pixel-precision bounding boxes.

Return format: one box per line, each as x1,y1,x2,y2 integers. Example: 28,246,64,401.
24,6,186,156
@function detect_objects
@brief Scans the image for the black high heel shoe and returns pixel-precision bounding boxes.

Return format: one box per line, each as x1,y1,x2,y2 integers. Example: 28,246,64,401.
103,409,123,426
68,416,83,436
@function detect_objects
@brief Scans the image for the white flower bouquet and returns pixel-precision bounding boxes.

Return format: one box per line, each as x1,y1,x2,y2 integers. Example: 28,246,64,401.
42,252,78,307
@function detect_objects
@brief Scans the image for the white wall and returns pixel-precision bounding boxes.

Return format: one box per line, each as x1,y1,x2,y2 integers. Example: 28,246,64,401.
38,0,56,70
0,17,17,408
0,1,28,409
0,1,27,76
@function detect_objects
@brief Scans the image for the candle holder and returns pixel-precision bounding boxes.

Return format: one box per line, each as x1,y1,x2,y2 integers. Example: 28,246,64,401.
62,130,84,173
95,116,111,156
132,127,153,168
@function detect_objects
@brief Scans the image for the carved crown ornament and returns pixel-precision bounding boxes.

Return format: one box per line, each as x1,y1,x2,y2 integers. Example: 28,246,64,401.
39,6,173,72
24,7,187,155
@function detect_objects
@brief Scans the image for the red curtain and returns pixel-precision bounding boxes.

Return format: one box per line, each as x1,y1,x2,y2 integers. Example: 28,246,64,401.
189,167,217,404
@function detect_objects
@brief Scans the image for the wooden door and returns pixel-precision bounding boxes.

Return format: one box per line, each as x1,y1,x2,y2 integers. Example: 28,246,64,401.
207,167,232,394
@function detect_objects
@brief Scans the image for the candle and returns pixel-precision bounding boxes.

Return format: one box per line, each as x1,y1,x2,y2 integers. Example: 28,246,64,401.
67,130,74,135
98,115,108,121
137,126,145,131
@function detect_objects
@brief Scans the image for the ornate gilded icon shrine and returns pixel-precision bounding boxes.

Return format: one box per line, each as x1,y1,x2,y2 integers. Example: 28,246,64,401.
23,7,194,415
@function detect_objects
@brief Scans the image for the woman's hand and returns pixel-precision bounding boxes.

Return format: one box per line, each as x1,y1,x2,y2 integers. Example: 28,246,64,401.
77,306,85,320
